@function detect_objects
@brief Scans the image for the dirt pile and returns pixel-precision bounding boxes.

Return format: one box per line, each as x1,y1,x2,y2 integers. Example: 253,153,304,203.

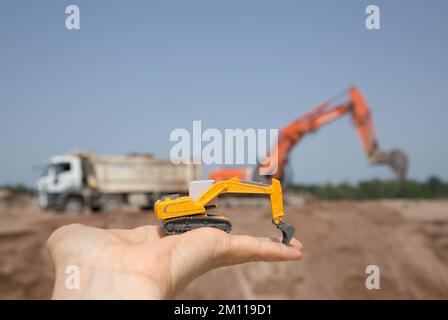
0,196,447,299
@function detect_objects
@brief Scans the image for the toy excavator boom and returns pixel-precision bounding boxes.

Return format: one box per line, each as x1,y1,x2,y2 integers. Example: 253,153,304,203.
155,177,295,244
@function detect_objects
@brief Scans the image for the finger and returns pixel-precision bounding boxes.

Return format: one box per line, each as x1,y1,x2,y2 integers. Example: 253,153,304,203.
267,236,303,250
256,236,303,248
217,234,303,266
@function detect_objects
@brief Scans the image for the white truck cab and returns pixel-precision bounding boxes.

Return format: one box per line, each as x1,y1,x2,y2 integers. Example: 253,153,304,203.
37,155,83,211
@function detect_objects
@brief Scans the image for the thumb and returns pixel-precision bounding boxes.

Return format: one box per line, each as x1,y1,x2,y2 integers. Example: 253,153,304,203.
216,234,303,267
169,228,302,275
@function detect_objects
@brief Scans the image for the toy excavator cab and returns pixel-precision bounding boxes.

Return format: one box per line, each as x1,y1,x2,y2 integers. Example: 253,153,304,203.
154,177,295,245
189,180,216,205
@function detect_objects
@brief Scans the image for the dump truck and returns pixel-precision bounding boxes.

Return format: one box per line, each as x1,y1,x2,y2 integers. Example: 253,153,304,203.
36,151,201,213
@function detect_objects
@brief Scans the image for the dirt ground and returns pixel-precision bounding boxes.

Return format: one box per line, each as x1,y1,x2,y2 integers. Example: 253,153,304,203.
0,193,447,299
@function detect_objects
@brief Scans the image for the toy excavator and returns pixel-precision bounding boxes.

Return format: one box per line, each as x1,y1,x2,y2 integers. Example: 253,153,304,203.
155,177,295,244
209,86,409,183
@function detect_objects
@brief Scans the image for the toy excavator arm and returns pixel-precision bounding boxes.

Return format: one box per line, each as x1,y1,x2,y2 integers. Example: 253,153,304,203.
197,177,285,224
197,177,295,243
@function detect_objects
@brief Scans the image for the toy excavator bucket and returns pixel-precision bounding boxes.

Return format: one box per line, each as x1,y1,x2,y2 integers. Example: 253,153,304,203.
276,221,295,245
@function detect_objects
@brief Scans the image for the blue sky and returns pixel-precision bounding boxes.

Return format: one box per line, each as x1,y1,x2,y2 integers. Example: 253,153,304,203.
0,0,447,185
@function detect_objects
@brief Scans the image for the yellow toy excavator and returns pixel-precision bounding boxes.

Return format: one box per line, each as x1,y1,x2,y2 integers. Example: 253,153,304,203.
154,177,295,244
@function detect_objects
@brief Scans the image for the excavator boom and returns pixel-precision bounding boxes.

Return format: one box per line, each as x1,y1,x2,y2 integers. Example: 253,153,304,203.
210,86,408,183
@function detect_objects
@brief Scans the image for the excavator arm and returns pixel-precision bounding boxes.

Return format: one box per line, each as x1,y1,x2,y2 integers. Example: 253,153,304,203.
210,86,408,183
348,87,408,180
260,102,350,182
155,177,295,244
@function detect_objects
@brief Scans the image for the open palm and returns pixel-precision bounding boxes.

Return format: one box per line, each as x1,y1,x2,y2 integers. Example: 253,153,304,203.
47,223,303,299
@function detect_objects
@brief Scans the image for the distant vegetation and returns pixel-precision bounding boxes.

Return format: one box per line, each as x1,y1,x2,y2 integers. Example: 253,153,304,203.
1,177,448,199
288,176,448,200
0,184,35,196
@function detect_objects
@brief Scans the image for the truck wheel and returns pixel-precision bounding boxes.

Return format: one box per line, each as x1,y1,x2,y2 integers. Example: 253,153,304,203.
64,197,84,214
101,196,122,213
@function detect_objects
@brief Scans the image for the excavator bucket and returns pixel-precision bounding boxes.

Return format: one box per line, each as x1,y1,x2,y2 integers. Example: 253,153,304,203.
369,147,409,181
386,149,409,182
275,221,295,245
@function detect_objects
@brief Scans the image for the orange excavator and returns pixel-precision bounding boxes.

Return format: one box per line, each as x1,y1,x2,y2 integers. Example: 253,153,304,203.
209,86,408,183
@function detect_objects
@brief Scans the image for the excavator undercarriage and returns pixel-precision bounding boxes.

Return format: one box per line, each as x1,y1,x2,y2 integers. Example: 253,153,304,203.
162,214,232,235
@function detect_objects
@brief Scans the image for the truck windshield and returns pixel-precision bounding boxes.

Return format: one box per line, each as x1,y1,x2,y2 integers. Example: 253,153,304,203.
42,163,71,176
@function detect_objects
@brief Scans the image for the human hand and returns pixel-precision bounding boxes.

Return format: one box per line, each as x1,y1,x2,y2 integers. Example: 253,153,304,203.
47,224,303,299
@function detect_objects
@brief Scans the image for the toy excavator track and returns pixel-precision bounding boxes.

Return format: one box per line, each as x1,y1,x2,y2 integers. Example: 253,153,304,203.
162,215,232,235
